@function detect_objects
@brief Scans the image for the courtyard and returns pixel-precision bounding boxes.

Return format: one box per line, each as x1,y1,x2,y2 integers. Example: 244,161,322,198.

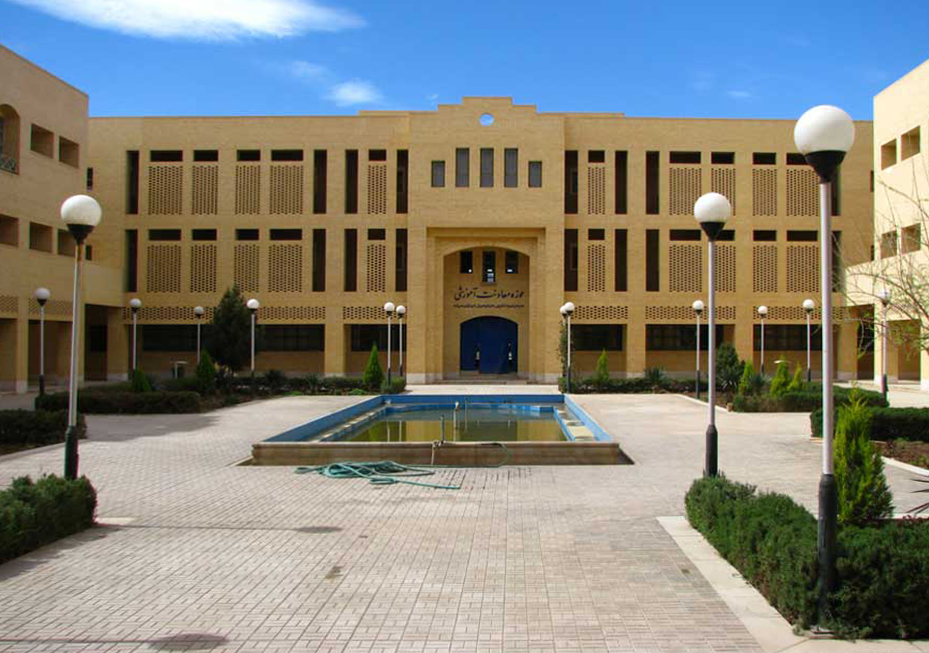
1,388,926,653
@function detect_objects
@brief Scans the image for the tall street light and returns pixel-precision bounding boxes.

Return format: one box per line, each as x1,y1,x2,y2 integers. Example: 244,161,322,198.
247,299,259,386
758,305,768,375
693,300,704,400
396,305,406,378
561,302,574,393
795,104,855,606
129,298,141,372
384,302,395,385
694,192,731,478
194,306,204,364
879,289,891,400
35,287,50,396
61,194,101,480
803,299,815,383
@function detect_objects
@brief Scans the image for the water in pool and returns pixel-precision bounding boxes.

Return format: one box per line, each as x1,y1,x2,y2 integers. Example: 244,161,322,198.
348,407,566,442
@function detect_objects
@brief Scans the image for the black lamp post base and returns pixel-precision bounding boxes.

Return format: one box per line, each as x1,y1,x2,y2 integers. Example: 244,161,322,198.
818,473,838,611
39,374,45,397
64,425,80,480
695,371,700,401
704,424,718,477
807,368,812,384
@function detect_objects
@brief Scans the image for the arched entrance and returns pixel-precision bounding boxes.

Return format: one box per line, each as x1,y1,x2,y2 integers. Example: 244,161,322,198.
460,316,518,374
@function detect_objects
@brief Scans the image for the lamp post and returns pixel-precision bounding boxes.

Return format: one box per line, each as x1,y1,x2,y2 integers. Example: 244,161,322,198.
758,305,768,375
795,104,855,606
61,194,101,480
194,306,204,364
694,192,731,478
35,287,50,396
384,302,395,385
693,300,704,400
803,299,815,383
879,289,891,400
247,299,259,386
396,305,406,378
129,298,141,373
561,302,574,392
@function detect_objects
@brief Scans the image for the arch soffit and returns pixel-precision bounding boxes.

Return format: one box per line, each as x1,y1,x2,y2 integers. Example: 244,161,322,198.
438,240,537,260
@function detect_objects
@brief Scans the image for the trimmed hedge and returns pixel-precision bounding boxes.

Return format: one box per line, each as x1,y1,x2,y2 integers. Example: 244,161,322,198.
0,475,97,564
36,391,202,414
811,406,929,442
734,386,888,413
685,476,929,638
380,377,407,394
559,376,708,394
0,410,85,448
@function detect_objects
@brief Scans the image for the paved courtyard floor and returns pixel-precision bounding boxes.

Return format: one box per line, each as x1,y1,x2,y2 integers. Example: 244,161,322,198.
0,390,926,652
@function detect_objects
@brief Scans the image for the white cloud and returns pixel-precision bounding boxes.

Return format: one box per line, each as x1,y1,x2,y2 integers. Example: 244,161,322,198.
326,80,383,106
8,0,364,40
290,60,329,82
726,90,753,100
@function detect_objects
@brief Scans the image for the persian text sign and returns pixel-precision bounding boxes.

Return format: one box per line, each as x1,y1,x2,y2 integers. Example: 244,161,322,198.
452,285,526,309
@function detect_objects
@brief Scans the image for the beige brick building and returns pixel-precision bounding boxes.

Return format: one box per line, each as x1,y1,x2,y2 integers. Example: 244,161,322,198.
1,44,885,390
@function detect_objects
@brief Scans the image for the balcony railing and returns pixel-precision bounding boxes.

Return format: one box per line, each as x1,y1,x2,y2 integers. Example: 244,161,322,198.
0,153,18,173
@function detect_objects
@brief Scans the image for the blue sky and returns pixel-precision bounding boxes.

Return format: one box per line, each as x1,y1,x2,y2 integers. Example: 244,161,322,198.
1,0,927,120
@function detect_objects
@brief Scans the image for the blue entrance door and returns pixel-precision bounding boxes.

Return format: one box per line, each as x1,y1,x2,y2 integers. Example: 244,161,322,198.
459,316,518,374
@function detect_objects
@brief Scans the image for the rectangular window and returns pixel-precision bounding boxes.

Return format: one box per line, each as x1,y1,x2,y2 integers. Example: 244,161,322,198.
881,140,897,169
431,160,446,187
57,229,74,257
237,149,260,161
149,229,181,241
711,152,735,164
367,228,386,240
646,229,659,291
902,224,921,254
614,151,627,214
519,161,538,189
271,149,303,161
126,151,139,214
312,229,326,292
646,151,660,214
191,229,217,241
84,245,93,261
787,230,817,242
505,250,518,274
614,229,627,292
670,151,701,164
344,229,357,291
395,229,407,292
86,167,94,191
717,230,735,242
265,325,324,351
504,148,518,187
482,250,496,283
0,215,18,247
753,152,776,165
368,149,386,161
588,150,605,163
345,149,358,213
350,324,405,352
460,250,473,274
753,230,777,241
880,231,897,258
194,150,218,162
565,151,578,213
396,149,408,213
647,324,724,351
574,325,623,351
831,231,842,291
588,228,605,241
901,126,921,160
564,229,578,291
236,229,259,241
142,325,198,352
786,153,807,165
150,150,182,162
456,148,470,187
753,324,821,352
125,229,137,292
30,124,54,157
58,136,79,167
831,169,841,216
669,229,701,241
313,150,327,214
270,228,302,241
480,148,494,187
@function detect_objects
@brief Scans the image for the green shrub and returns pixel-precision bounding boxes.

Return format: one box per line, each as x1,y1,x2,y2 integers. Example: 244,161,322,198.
263,369,286,391
769,361,791,398
834,398,893,527
380,377,407,394
787,365,804,393
35,391,201,414
195,351,217,396
303,373,321,394
644,366,666,388
207,286,263,373
738,362,765,396
731,394,785,413
160,376,201,393
736,385,887,414
349,388,368,396
593,350,610,388
130,369,152,393
319,377,368,394
716,342,743,394
362,344,384,390
0,475,97,565
0,410,85,448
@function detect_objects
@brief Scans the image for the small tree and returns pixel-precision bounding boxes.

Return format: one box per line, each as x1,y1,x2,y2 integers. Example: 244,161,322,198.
787,364,804,393
593,350,610,388
130,368,152,393
769,361,791,397
362,344,384,390
834,395,893,527
738,361,756,396
206,286,262,373
195,350,217,396
558,321,567,377
715,342,743,394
